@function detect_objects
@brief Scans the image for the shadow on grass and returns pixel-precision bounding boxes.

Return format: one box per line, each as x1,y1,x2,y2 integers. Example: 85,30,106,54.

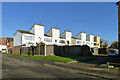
59,55,98,63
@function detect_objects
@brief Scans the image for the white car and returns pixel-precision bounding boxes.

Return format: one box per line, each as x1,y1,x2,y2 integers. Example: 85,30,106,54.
108,50,119,56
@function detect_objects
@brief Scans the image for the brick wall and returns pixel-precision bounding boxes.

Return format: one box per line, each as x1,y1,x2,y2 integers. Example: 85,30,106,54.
0,38,7,45
13,46,22,54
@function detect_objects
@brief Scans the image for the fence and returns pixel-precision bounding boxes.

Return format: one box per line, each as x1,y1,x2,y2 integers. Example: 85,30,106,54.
98,48,109,54
20,45,45,56
13,45,92,56
54,45,82,56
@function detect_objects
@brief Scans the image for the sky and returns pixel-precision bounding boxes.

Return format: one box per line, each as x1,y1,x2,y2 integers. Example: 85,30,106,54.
2,2,118,45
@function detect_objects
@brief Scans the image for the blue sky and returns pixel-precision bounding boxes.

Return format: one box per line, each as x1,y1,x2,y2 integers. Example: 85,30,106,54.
2,2,118,45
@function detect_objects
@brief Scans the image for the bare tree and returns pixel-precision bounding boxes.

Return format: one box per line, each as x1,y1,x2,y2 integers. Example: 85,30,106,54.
110,41,118,49
100,38,109,48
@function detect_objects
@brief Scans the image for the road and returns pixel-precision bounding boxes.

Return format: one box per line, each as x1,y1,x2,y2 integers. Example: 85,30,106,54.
2,53,120,79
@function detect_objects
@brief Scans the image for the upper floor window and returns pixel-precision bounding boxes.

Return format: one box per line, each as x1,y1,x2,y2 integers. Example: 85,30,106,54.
24,36,34,41
86,42,90,45
44,38,52,42
76,41,82,45
59,40,65,43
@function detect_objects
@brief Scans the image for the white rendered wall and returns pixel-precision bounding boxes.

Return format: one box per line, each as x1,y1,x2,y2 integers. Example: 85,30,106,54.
60,31,72,45
14,31,22,46
66,32,72,45
81,33,86,41
30,24,45,43
43,36,53,45
52,29,60,44
0,45,7,51
22,33,36,47
86,35,94,47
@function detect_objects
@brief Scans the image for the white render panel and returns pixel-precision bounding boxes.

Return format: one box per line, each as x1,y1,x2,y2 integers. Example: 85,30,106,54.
14,31,22,46
66,31,72,45
87,35,94,42
43,36,53,45
35,24,44,37
81,33,86,41
22,33,36,47
52,29,60,44
0,45,7,51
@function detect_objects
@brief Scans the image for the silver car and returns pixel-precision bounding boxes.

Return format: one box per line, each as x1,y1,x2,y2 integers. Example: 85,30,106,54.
108,49,118,56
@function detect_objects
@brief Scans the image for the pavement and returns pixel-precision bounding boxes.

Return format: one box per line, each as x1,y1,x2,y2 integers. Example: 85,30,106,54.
1,53,120,80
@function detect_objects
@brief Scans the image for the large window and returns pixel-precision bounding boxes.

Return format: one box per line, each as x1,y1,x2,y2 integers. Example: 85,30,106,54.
59,40,65,43
76,41,82,45
44,38,52,42
24,36,34,41
86,42,90,45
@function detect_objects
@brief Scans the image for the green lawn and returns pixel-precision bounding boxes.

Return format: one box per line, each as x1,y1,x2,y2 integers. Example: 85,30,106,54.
4,53,76,63
3,53,97,63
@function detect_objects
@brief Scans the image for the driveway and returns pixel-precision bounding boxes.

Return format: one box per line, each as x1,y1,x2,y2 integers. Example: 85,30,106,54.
2,53,120,79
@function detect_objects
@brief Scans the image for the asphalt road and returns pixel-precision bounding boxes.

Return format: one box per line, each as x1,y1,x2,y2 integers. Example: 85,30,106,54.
2,53,120,80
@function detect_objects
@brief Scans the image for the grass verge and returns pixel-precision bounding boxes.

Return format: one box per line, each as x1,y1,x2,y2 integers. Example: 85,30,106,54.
3,53,97,63
3,53,76,63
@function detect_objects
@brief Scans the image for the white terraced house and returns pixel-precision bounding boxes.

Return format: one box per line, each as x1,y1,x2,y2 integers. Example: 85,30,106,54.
14,24,100,48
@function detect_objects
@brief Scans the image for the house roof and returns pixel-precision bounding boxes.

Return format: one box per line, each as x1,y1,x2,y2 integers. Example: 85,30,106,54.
60,30,72,36
71,37,81,40
89,34,94,36
74,32,86,37
52,27,60,30
18,30,34,35
29,24,44,31
44,34,52,37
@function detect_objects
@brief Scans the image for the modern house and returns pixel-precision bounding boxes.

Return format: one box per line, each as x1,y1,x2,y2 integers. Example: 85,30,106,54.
14,24,100,48
0,37,13,52
71,32,99,48
14,24,72,47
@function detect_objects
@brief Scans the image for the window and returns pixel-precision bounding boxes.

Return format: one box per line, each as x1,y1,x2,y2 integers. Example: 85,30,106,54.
24,36,34,41
86,42,90,45
67,41,69,44
44,38,52,42
59,40,65,43
94,43,96,46
55,40,57,42
77,41,80,44
76,41,82,45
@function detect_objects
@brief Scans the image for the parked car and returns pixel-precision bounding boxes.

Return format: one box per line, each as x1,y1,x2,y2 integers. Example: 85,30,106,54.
108,49,118,56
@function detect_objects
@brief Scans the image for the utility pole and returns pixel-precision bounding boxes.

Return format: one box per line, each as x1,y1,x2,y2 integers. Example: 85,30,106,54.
116,1,120,59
